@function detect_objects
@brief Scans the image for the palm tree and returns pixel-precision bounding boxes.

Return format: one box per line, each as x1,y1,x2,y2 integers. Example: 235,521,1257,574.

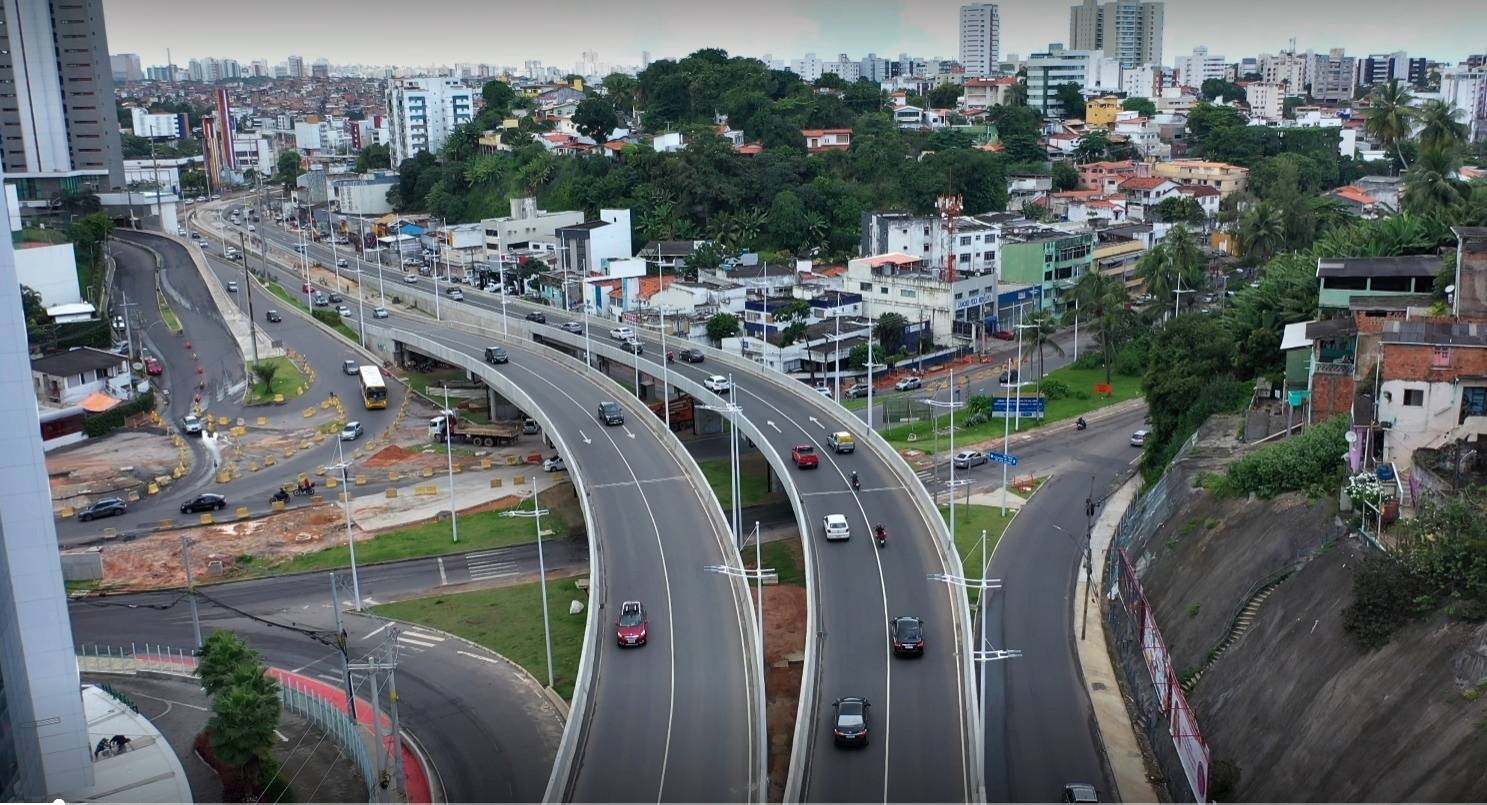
1415,100,1469,155
1136,243,1176,304
1363,80,1415,171
1067,270,1131,385
1404,145,1467,216
1026,310,1065,387
1137,225,1205,316
1238,201,1287,265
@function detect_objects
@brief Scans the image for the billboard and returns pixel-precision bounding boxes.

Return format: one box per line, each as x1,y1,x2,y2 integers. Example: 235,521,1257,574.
991,396,1046,418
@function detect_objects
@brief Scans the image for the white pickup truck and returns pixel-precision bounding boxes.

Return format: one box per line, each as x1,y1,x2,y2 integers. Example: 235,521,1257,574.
609,326,635,341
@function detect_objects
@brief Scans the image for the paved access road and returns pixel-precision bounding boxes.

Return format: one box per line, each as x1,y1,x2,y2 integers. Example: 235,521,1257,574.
192,204,764,803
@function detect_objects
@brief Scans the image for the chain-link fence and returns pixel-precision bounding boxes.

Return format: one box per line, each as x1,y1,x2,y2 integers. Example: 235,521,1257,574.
278,672,378,797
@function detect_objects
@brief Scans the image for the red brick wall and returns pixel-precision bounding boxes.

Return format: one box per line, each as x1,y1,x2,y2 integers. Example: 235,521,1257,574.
1384,343,1487,383
1312,372,1356,422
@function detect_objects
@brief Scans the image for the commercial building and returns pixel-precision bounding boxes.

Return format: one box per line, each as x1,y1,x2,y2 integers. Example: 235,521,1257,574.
958,3,1001,77
1026,44,1100,118
1174,46,1228,87
845,252,999,343
386,77,475,166
997,224,1096,312
482,197,585,255
0,0,124,207
332,172,397,216
1068,0,1164,69
109,52,141,83
128,108,188,140
555,209,634,288
859,210,1018,279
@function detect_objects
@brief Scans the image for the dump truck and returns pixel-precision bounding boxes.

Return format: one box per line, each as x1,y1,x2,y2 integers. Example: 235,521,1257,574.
428,411,521,447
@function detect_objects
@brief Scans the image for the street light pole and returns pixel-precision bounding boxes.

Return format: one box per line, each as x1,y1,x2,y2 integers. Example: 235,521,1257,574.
865,342,883,431
442,384,459,543
333,437,364,609
240,231,260,365
503,478,554,688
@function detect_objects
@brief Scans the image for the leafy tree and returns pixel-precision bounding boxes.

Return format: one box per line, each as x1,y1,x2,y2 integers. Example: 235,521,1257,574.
354,143,390,172
1363,80,1415,171
1185,102,1247,148
601,73,640,112
774,299,811,346
1052,160,1080,191
1153,195,1206,226
274,149,303,190
705,312,740,343
1224,252,1318,378
1121,97,1156,117
481,79,516,117
1072,130,1132,163
1053,82,1085,119
56,189,101,217
573,97,621,142
195,631,259,696
1199,78,1245,103
873,312,908,355
927,82,963,110
1238,201,1287,264
1140,314,1241,476
1066,270,1133,384
1005,80,1029,107
767,190,808,253
848,341,882,370
999,132,1045,164
180,169,207,196
926,129,975,151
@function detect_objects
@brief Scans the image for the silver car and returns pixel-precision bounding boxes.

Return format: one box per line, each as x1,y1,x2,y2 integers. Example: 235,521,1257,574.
340,421,364,441
952,450,987,469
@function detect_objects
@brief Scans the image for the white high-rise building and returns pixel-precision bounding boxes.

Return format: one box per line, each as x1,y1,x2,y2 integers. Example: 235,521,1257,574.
959,3,1001,77
1260,51,1307,96
1068,0,1164,69
386,77,475,166
1439,68,1487,142
1246,82,1285,121
1026,43,1100,118
1175,46,1227,88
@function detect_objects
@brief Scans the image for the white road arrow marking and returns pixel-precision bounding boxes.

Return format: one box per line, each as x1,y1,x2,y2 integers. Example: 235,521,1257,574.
809,416,824,429
579,429,592,445
623,427,636,439
767,421,781,433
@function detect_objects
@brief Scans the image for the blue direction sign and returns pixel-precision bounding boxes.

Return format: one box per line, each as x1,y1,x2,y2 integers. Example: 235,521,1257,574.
991,396,1047,418
986,451,1019,466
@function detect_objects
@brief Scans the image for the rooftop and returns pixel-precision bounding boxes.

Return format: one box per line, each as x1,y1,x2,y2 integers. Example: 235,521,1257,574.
31,347,126,377
65,685,193,803
1316,254,1441,278
1382,319,1487,348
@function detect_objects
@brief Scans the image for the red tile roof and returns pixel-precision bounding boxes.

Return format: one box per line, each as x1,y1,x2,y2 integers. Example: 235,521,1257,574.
1119,176,1172,191
800,128,852,137
1175,184,1220,197
734,143,764,156
1331,185,1377,205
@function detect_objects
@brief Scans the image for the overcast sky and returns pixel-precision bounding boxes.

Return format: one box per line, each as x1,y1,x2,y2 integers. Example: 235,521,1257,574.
102,0,1485,70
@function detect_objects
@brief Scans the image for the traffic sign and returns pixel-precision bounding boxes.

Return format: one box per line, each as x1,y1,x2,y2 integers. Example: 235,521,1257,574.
986,451,1019,466
991,396,1046,417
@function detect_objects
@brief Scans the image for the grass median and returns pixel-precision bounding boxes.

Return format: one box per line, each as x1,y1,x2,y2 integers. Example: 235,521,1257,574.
698,455,775,510
245,356,308,405
238,496,570,576
883,365,1141,453
263,280,359,341
157,290,182,333
372,574,587,699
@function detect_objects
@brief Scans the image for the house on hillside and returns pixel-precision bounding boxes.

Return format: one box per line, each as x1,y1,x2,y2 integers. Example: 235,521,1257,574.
802,128,852,153
31,348,133,409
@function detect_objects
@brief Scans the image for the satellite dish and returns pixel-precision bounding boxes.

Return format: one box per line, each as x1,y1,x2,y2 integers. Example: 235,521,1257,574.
1445,284,1456,295
1344,431,1358,444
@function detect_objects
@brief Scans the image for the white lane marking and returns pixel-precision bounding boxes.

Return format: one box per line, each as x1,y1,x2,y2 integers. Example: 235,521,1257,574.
457,650,502,665
362,622,391,641
579,429,593,445
798,486,904,498
767,420,781,433
438,556,448,586
397,636,437,648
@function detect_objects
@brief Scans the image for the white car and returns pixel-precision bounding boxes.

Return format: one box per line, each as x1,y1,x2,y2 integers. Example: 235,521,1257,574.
609,326,635,341
181,414,203,435
822,513,852,541
372,307,389,319
1130,429,1149,447
247,224,256,231
703,375,730,393
403,274,419,284
543,455,566,472
336,305,353,318
894,376,923,391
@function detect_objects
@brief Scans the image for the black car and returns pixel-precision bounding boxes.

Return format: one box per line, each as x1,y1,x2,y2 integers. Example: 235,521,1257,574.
180,494,227,514
328,292,343,303
832,697,870,747
679,348,705,363
484,346,509,364
621,339,644,355
889,616,925,656
78,497,127,522
597,400,624,426
998,369,1020,384
265,309,282,323
1062,783,1100,803
526,311,547,324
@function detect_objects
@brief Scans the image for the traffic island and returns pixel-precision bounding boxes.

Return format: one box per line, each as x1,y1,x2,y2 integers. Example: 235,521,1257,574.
244,355,310,406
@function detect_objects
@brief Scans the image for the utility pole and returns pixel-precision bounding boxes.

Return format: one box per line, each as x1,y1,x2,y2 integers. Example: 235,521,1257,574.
329,573,357,720
442,385,459,543
1081,477,1097,641
240,230,259,365
180,535,202,648
346,631,406,799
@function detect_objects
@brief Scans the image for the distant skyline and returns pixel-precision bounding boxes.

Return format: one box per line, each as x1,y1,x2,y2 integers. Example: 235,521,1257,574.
103,0,1486,70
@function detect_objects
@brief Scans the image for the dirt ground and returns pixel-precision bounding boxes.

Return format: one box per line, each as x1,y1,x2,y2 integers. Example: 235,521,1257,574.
761,582,807,802
48,430,184,510
102,505,347,587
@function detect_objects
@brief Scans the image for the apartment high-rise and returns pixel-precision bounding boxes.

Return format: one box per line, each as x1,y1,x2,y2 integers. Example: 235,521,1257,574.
1310,49,1357,102
387,77,475,166
287,54,305,78
109,52,142,82
1174,46,1227,88
0,165,93,800
0,0,123,204
1068,0,1164,69
1027,43,1099,118
958,3,1001,77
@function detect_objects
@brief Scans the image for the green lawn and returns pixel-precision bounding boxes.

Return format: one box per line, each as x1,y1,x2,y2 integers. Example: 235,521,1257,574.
372,575,588,699
245,356,308,405
157,290,182,333
238,497,570,576
884,365,1142,453
940,503,1018,606
698,456,774,510
404,369,468,399
756,538,804,586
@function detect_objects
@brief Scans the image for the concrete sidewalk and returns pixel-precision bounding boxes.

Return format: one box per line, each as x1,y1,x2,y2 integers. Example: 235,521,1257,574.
1079,474,1162,804
348,464,568,532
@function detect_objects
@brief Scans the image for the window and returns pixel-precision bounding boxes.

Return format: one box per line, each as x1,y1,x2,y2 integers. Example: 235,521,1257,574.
900,289,916,298
1403,388,1424,407
1462,387,1487,422
960,236,972,246
859,282,872,292
1432,347,1451,368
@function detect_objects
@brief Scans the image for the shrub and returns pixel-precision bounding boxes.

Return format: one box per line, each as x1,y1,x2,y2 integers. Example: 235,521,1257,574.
1343,554,1432,649
1223,417,1347,498
1040,378,1072,400
1071,352,1104,371
83,392,156,438
312,309,343,327
1115,335,1152,377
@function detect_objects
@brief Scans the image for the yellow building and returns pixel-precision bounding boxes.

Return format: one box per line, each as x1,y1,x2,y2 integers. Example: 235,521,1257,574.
1093,238,1148,292
1084,96,1123,128
1152,159,1250,199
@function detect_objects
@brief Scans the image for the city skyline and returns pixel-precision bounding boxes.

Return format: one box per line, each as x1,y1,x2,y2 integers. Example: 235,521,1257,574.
103,0,1486,74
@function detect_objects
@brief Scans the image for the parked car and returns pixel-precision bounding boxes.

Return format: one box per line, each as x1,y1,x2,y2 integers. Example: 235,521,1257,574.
179,494,227,514
889,616,925,656
484,346,509,364
1129,429,1148,447
265,309,282,322
543,455,566,472
78,497,128,522
952,450,987,469
143,357,163,376
340,421,364,441
616,600,648,647
181,414,203,435
342,359,360,376
832,697,870,747
791,444,819,469
822,513,851,541
678,348,705,363
372,307,389,319
894,376,923,391
845,383,870,398
703,375,730,393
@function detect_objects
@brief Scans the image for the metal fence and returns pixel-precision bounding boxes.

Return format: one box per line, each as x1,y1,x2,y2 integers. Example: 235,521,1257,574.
75,643,199,676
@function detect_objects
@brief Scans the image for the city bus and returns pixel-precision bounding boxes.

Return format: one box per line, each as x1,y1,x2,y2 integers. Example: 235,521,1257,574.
358,365,388,410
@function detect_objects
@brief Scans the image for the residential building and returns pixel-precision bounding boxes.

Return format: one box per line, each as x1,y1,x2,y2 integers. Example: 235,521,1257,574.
802,129,853,153
1310,49,1357,103
287,54,305,78
1117,176,1179,220
1091,226,1149,291
959,3,1001,77
1067,0,1164,69
1079,159,1143,192
1152,159,1249,198
1173,184,1221,220
0,0,125,206
1260,51,1308,96
1326,184,1394,218
1121,64,1172,99
1316,254,1439,313
1358,51,1423,86
845,252,999,343
859,210,1017,278
637,240,701,272
109,52,142,82
1084,96,1122,127
997,224,1096,312
386,77,476,166
962,76,1018,108
1174,46,1228,87
1026,44,1099,118
1246,82,1285,121
30,348,133,408
1438,68,1487,142
555,209,633,288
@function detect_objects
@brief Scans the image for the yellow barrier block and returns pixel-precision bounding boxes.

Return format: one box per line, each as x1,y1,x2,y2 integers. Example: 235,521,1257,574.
325,476,338,488
315,466,327,477
480,459,492,470
388,472,402,482
235,506,250,519
257,416,269,426
232,426,247,437
126,491,141,503
174,466,185,478
506,455,520,465
300,440,312,450
147,483,159,495
453,465,463,474
248,462,259,472
216,470,231,483
321,399,333,410
490,478,502,489
217,416,230,426
102,528,116,539
303,407,316,418
421,467,434,478
296,385,304,395
273,394,285,405
314,433,326,443
271,500,286,512
514,474,526,486
264,456,276,467
199,513,214,525
386,488,398,498
159,519,174,529
60,506,75,518
282,448,296,459
355,474,368,486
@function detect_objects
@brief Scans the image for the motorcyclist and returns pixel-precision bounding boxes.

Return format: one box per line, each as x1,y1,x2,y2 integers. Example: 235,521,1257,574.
1076,416,1087,431
874,524,887,546
299,477,315,495
666,351,675,363
850,471,860,491
272,488,290,504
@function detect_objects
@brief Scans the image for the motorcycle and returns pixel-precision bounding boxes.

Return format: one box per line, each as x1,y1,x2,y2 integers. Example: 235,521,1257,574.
1075,418,1087,431
270,489,290,505
292,482,316,497
874,525,887,548
850,472,861,492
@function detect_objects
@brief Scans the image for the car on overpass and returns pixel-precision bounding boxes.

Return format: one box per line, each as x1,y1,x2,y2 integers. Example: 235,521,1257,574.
77,497,128,522
621,338,644,355
596,401,624,426
703,375,730,393
828,431,855,453
525,311,547,324
831,697,870,747
373,307,389,319
403,274,419,284
616,600,648,647
791,444,819,469
560,321,583,334
1062,783,1100,802
484,346,509,364
822,513,851,541
609,326,634,341
678,348,705,363
889,615,926,656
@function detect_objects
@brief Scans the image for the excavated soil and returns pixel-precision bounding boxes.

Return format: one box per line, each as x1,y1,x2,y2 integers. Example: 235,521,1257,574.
48,431,182,505
102,506,346,588
761,582,807,802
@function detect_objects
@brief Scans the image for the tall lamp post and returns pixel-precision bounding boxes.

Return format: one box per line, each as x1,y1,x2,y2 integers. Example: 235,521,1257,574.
701,385,745,546
330,437,364,609
864,342,884,431
502,476,555,688
441,385,460,544
920,367,966,531
930,548,1020,741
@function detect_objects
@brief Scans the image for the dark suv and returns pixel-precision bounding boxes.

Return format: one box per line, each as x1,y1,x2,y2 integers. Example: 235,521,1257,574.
597,401,624,426
78,497,128,522
525,311,547,324
484,346,509,364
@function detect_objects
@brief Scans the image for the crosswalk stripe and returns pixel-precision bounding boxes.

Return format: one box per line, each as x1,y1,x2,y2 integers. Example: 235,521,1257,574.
465,549,509,559
402,630,445,642
397,636,437,648
468,560,515,571
314,672,342,683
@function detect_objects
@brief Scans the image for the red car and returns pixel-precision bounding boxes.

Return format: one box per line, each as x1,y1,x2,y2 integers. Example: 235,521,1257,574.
302,282,313,292
992,330,1015,341
616,600,648,647
792,444,819,469
143,357,163,376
